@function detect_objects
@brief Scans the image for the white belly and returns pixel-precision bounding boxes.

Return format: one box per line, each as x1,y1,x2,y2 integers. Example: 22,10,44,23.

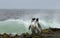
30,22,41,33
31,22,38,27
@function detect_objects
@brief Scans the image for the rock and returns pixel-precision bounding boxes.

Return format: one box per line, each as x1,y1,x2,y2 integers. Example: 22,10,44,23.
3,33,10,38
32,36,39,38
14,34,21,38
0,34,3,38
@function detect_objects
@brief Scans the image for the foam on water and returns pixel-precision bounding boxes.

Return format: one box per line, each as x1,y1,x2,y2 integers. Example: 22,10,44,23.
0,19,60,34
0,19,29,34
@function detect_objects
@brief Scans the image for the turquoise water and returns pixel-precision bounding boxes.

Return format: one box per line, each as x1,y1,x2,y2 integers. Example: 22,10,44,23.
0,9,60,34
0,19,48,34
0,19,59,34
0,19,29,34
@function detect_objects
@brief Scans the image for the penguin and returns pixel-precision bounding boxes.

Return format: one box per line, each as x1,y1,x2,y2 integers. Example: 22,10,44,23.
29,18,42,35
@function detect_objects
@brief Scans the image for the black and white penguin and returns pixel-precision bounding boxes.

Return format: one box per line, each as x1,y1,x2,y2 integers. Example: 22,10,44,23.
29,18,42,35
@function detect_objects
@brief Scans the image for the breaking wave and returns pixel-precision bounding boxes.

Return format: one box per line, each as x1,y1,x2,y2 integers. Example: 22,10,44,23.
0,19,50,34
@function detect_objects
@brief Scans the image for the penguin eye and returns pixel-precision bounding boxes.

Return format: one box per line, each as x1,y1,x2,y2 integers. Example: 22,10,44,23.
36,18,39,21
32,18,35,21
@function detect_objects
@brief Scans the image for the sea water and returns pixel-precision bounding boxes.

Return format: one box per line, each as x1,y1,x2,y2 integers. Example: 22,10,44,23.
0,19,50,34
0,9,60,34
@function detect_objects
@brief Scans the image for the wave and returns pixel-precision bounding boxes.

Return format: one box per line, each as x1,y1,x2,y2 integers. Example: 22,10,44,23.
0,19,59,34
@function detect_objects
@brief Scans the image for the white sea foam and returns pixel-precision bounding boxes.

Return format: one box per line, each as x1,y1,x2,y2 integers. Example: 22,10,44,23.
0,19,59,34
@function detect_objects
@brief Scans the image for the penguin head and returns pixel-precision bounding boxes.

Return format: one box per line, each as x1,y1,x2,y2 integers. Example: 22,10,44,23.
31,18,39,22
36,18,39,22
31,18,39,25
31,18,35,22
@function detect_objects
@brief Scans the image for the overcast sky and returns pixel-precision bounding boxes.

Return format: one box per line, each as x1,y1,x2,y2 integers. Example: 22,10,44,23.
0,0,59,9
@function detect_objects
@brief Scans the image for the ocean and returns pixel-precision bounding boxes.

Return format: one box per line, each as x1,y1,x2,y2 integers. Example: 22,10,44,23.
0,9,60,34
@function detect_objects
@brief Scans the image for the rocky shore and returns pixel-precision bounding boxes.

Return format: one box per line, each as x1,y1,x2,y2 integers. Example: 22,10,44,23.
0,28,60,38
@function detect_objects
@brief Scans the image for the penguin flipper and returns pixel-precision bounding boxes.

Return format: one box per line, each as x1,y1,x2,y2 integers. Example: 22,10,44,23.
29,25,31,30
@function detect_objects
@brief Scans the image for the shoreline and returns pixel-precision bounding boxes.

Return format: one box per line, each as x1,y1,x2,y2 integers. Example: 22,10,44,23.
0,28,60,38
